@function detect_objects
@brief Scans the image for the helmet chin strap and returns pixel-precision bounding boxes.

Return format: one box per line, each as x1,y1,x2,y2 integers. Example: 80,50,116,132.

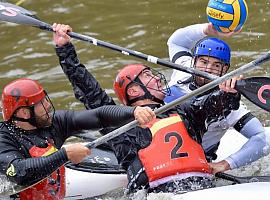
128,93,164,105
127,78,164,106
11,106,39,127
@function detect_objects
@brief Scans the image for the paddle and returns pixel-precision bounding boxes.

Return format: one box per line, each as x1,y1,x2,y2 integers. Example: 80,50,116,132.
1,2,269,112
215,172,270,184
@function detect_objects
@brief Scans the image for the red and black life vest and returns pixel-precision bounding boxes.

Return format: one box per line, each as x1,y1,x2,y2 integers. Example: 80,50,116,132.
138,114,211,182
19,143,66,200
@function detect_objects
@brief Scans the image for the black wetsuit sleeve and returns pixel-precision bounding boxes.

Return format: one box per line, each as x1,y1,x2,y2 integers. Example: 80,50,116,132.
0,129,68,185
11,149,68,185
72,105,136,130
54,106,136,134
55,43,116,109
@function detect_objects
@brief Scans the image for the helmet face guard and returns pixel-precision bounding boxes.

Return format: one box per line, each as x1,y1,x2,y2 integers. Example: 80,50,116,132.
128,67,171,105
27,93,55,128
113,64,170,105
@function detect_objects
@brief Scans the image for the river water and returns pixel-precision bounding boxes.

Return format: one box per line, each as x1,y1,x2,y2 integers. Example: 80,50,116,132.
0,0,270,199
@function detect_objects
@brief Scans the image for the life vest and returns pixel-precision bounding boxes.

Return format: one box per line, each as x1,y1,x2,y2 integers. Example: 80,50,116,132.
138,114,211,182
19,143,66,200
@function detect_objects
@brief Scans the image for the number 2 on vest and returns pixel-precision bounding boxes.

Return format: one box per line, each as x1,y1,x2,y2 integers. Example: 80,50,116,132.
165,132,188,159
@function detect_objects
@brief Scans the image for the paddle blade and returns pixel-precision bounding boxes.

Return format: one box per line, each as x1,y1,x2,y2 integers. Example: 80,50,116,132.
0,2,51,30
236,77,270,112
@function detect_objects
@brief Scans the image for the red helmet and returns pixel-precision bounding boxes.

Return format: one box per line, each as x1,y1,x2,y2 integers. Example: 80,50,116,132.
113,64,147,105
1,78,46,121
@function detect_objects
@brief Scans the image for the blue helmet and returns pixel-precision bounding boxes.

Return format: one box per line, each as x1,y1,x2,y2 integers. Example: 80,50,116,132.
194,37,231,65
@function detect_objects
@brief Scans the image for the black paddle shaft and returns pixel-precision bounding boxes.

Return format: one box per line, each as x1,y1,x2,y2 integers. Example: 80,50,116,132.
215,172,270,184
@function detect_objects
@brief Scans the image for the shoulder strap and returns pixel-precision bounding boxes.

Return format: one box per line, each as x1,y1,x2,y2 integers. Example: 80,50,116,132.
171,51,192,63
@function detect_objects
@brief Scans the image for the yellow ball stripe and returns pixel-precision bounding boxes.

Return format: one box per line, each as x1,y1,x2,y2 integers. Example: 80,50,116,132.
206,7,233,20
220,27,231,33
223,0,235,4
229,1,241,31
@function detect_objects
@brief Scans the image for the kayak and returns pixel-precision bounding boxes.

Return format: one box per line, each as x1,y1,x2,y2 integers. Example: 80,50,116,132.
1,127,270,199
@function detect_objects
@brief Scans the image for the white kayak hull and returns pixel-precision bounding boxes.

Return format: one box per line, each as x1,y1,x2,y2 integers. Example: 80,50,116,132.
172,182,270,199
65,167,127,199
